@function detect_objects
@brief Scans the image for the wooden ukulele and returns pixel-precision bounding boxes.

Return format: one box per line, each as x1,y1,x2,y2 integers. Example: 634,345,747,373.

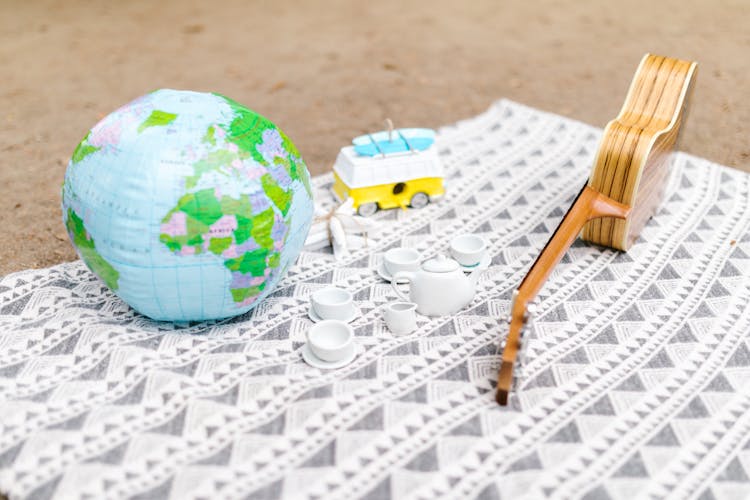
496,54,698,405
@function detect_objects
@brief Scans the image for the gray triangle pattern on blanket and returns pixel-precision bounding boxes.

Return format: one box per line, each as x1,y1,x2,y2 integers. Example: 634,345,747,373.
1,100,750,500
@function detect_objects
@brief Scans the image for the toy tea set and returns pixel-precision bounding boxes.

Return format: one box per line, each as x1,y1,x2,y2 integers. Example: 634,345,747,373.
301,233,489,368
61,53,697,407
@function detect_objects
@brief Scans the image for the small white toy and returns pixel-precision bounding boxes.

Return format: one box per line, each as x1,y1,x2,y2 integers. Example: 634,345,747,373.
449,234,488,268
304,198,378,259
383,247,421,275
383,301,418,336
391,254,480,316
309,286,358,323
302,320,358,369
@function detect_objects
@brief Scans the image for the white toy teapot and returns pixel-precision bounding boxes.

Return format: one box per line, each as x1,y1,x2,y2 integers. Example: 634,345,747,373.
392,255,479,316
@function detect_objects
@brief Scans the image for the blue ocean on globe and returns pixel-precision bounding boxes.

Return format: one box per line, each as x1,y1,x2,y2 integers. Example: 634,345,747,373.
62,89,314,321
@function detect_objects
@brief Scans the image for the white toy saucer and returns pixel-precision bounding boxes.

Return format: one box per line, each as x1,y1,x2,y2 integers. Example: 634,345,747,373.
301,343,359,369
459,254,491,273
376,262,410,284
308,305,360,324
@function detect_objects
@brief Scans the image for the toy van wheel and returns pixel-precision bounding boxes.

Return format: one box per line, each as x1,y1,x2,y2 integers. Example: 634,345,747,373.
357,202,378,217
410,192,430,209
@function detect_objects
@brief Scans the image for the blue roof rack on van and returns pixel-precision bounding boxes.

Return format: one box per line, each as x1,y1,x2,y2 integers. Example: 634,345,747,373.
353,127,435,157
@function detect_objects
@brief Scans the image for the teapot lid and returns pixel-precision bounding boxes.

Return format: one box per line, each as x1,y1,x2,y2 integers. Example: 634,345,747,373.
423,254,460,273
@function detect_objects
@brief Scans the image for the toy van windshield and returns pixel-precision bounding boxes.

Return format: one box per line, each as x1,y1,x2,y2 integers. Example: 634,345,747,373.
353,128,435,156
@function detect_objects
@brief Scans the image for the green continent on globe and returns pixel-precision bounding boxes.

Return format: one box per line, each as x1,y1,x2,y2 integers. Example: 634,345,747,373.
159,96,311,307
160,188,281,305
65,209,120,290
216,94,312,198
71,131,100,164
138,110,178,133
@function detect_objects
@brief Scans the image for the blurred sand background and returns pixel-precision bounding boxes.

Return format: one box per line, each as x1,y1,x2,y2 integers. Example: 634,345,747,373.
1,0,749,275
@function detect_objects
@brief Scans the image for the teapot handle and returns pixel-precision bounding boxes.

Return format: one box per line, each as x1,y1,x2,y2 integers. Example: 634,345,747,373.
391,272,414,302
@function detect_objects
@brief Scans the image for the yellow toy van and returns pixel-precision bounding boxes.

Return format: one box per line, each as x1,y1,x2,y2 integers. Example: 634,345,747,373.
331,130,445,217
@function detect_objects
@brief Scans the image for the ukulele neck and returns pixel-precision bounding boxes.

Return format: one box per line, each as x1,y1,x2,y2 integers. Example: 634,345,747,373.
496,182,631,405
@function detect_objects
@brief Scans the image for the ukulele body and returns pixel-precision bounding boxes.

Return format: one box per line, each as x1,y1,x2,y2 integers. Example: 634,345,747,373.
583,54,698,250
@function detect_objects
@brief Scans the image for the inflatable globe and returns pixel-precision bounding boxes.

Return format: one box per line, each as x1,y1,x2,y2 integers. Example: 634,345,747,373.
62,89,314,321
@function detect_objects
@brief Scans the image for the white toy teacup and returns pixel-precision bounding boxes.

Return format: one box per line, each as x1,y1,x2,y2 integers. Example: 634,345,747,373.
384,247,421,276
311,287,355,321
450,234,487,268
307,320,355,362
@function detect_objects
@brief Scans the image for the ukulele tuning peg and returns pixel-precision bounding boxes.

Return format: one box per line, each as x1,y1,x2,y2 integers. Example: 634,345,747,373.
523,303,538,322
517,303,540,384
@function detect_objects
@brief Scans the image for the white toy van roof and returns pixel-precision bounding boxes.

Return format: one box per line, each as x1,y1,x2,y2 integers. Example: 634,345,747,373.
332,146,443,189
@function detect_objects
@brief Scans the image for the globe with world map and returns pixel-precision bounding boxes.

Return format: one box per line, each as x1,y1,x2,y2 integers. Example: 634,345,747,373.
62,89,314,321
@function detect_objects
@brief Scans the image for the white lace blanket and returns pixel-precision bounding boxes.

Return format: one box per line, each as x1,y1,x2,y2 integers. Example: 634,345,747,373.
2,100,750,500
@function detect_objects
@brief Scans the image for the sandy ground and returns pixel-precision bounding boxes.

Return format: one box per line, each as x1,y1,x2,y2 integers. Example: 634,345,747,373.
1,0,749,275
